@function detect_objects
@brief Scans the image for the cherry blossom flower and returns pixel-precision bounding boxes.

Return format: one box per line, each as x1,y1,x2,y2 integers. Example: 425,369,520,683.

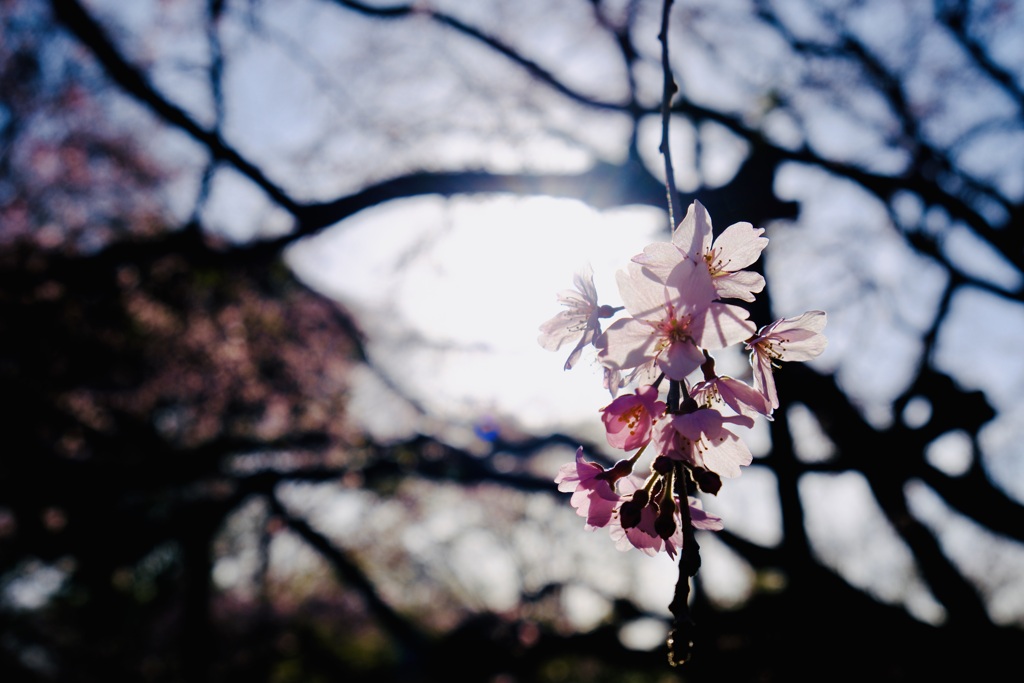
543,201,822,574
602,365,627,397
665,408,755,479
596,258,754,383
600,385,667,450
747,310,828,411
690,351,771,419
688,496,725,533
608,477,723,558
538,264,616,370
554,447,624,529
650,418,686,463
691,375,771,419
634,200,768,302
610,496,668,556
606,476,669,556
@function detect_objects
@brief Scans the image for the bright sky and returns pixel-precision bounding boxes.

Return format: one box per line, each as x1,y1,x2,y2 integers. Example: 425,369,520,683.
287,194,672,442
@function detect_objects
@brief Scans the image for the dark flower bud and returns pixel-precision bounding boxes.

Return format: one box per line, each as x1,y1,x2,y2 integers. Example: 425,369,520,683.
652,455,675,474
655,495,677,539
618,489,649,529
603,458,635,482
693,467,722,495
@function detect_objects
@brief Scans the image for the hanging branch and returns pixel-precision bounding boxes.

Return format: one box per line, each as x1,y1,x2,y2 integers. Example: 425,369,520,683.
658,0,700,666
658,0,684,230
667,463,701,665
543,0,826,673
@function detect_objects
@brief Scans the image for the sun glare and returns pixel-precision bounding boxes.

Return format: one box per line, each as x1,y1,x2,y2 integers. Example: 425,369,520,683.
288,194,668,436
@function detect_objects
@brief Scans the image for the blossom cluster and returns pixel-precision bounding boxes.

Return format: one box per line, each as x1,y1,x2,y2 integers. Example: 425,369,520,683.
540,201,827,558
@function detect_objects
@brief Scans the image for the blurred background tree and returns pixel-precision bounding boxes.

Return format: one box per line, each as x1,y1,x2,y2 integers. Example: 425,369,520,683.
2,0,1023,681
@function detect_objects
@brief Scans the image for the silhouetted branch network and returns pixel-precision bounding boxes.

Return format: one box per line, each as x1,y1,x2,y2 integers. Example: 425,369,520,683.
1,0,1021,680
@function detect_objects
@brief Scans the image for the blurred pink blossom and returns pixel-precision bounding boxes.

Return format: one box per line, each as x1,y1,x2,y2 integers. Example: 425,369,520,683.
538,264,616,370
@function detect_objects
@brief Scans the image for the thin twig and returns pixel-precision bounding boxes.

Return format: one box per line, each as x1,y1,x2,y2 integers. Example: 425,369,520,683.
658,0,683,230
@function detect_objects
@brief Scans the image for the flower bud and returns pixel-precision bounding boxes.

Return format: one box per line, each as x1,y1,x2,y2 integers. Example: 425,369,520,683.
655,495,677,540
618,489,649,529
693,467,722,495
652,455,675,474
